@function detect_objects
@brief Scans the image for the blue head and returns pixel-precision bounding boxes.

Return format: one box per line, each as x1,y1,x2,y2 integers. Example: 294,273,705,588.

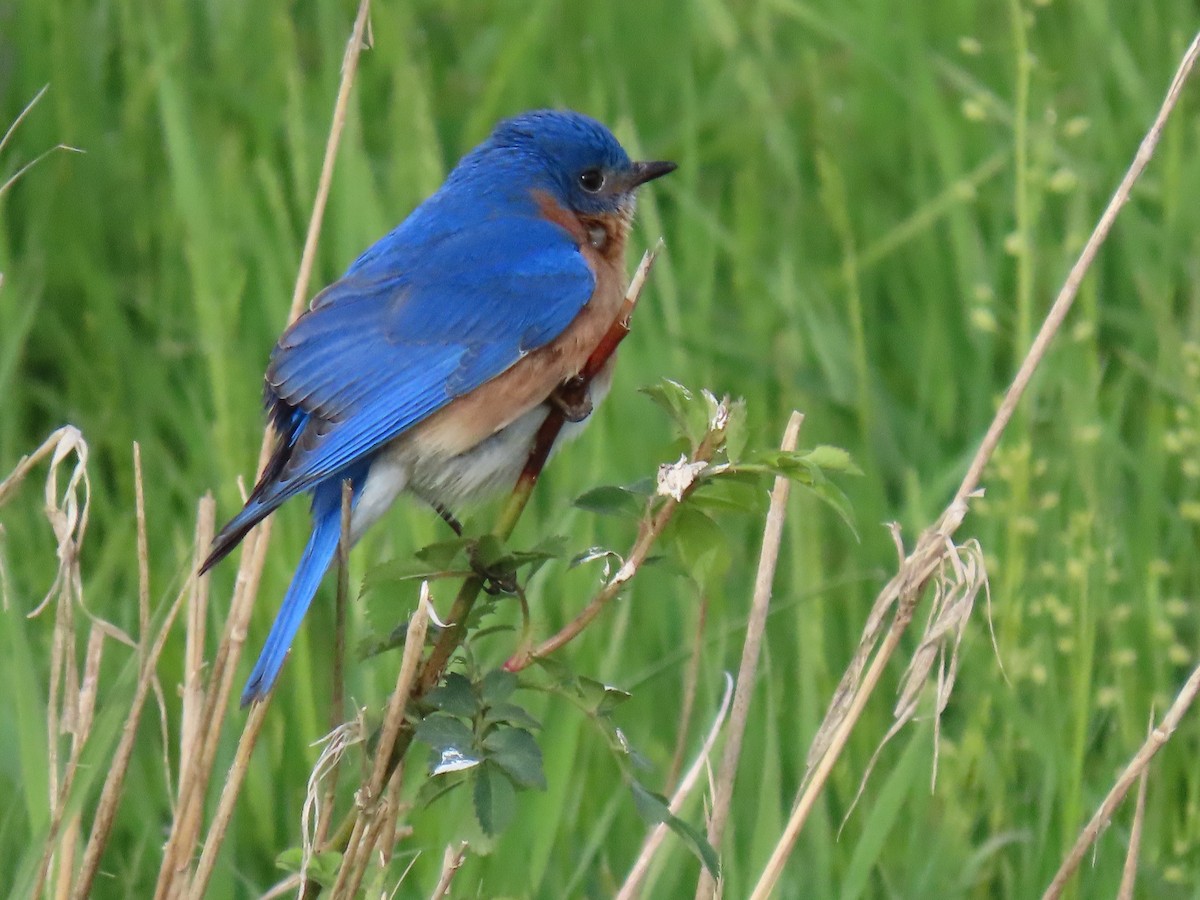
451,110,676,219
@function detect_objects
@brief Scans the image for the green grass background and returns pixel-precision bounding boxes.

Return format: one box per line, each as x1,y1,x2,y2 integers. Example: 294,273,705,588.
3,0,1200,896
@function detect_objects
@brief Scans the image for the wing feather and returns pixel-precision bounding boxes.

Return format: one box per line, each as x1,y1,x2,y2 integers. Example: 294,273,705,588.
246,214,591,519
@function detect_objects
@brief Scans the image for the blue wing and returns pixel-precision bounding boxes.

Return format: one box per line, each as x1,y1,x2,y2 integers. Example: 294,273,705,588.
203,213,593,566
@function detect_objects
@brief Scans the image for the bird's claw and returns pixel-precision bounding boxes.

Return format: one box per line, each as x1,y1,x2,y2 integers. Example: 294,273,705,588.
548,376,592,423
468,542,518,596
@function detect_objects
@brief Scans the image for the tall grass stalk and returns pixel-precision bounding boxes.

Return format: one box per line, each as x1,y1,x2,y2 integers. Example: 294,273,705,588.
4,2,1200,896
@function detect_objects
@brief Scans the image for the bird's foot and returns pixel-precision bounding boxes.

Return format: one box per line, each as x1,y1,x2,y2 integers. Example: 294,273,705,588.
469,541,518,596
547,376,592,423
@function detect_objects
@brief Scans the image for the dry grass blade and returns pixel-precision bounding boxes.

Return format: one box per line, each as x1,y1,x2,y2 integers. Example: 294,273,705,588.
0,84,85,201
259,874,304,899
429,841,469,900
301,713,367,885
288,0,373,320
0,427,91,614
803,499,974,775
1116,716,1153,900
52,623,104,899
376,776,412,882
134,447,178,809
751,501,970,900
3,427,91,900
330,582,431,897
749,31,1200,898
154,5,374,893
618,673,734,900
666,593,709,792
185,696,275,900
35,623,103,900
70,564,191,899
0,83,49,155
694,411,803,900
179,497,214,799
134,444,150,660
839,536,988,829
1042,661,1200,898
155,527,268,899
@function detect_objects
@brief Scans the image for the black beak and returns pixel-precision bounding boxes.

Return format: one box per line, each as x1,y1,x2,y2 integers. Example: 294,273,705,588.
629,160,677,187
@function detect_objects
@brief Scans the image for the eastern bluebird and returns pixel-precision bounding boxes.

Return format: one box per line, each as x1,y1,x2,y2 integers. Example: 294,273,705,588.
201,110,675,706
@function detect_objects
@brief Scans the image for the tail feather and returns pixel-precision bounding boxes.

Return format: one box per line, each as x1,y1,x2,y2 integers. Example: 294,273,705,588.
200,405,310,575
200,497,271,574
240,499,343,706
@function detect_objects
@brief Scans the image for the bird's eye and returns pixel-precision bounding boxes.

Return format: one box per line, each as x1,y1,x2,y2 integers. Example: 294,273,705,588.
578,168,605,193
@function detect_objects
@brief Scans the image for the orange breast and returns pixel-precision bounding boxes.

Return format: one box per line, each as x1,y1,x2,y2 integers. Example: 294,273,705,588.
406,194,629,458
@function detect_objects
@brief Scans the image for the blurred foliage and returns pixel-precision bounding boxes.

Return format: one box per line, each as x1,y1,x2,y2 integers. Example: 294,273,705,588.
2,0,1200,896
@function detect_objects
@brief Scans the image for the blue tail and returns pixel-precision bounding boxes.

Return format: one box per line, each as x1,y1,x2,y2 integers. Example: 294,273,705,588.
240,480,358,706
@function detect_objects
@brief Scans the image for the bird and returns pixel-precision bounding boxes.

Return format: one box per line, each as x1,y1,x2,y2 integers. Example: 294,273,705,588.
201,109,675,706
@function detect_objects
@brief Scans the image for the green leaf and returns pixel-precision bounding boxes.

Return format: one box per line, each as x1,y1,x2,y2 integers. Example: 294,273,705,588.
414,713,479,774
359,535,476,595
473,762,517,835
641,379,711,445
669,506,732,587
753,450,819,484
622,476,659,496
472,533,507,570
470,623,516,641
360,557,472,591
275,847,343,887
803,444,862,475
574,485,645,518
752,446,860,481
805,478,860,540
425,673,478,718
415,770,469,809
579,677,632,714
724,397,749,462
629,781,720,878
414,537,475,567
508,534,569,564
629,780,672,824
480,669,518,705
483,701,542,731
483,727,547,790
534,657,577,690
686,479,764,516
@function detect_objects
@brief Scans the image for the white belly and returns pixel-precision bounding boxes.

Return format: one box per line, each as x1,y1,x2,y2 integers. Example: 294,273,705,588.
350,372,610,540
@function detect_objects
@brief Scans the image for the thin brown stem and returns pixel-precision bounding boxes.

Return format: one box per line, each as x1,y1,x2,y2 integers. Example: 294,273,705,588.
179,497,214,795
696,412,803,900
313,246,663,893
134,444,150,664
154,7,374,896
185,693,275,900
1043,662,1200,899
1116,716,1153,900
666,593,709,793
71,578,190,900
316,481,354,849
953,31,1200,509
429,842,470,899
749,31,1200,898
506,415,724,672
288,2,373,321
326,589,428,896
617,673,734,900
